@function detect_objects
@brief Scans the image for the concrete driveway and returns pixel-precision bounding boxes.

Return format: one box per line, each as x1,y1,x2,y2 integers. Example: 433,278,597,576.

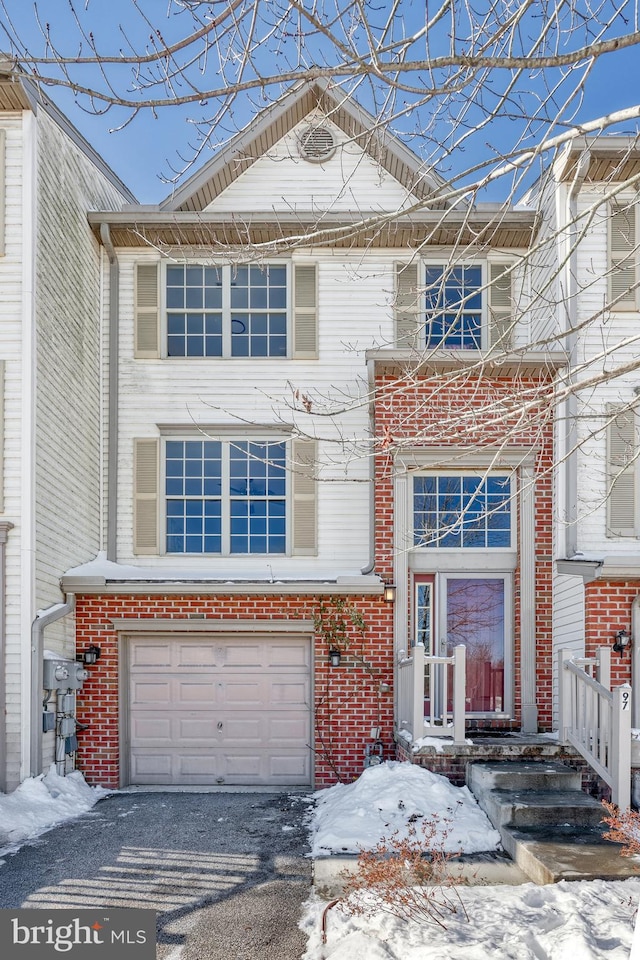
0,790,313,959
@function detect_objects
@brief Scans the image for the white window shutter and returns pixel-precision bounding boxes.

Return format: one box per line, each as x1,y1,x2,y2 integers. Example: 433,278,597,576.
395,262,420,348
133,438,159,555
488,263,514,349
292,439,317,555
607,407,636,537
609,204,637,310
293,264,318,358
135,263,160,357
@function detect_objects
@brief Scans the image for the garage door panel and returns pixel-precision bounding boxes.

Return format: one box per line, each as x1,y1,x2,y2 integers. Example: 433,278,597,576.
176,643,220,667
178,718,220,740
130,643,172,668
128,635,311,786
176,679,217,705
131,717,172,740
269,754,310,779
222,680,267,709
270,679,309,706
268,644,310,668
131,680,172,705
268,717,309,742
223,643,264,668
178,755,219,778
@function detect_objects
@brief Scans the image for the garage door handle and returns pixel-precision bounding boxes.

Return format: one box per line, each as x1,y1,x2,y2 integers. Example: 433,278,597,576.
217,721,223,730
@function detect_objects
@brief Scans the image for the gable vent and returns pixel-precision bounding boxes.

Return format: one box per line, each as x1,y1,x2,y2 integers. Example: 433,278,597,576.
299,125,336,163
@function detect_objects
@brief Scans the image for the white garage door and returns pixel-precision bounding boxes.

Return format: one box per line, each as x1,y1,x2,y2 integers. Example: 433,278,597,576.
127,635,312,786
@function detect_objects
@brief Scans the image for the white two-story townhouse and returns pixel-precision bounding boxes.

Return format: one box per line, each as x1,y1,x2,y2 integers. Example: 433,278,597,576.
550,139,640,744
59,80,571,791
0,62,134,792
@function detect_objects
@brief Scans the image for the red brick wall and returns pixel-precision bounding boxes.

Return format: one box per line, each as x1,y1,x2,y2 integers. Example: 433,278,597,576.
373,371,555,729
75,593,393,789
585,580,637,686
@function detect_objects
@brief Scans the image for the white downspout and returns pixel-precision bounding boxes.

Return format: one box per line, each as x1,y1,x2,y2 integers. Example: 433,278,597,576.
20,108,36,781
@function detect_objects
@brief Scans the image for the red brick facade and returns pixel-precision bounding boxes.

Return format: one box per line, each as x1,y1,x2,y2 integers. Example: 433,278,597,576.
373,369,555,730
585,581,637,686
75,593,393,789
74,370,558,789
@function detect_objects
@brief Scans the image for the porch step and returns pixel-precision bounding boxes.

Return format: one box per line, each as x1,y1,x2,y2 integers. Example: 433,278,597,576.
467,760,636,884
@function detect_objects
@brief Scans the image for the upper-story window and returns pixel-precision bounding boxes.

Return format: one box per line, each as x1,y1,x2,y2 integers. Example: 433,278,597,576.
134,261,318,360
395,261,513,351
425,265,483,349
166,264,288,358
413,474,513,548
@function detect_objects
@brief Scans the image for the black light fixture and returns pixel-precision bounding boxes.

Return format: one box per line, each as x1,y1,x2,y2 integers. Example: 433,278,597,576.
82,644,101,665
613,629,631,655
383,583,397,603
328,648,342,667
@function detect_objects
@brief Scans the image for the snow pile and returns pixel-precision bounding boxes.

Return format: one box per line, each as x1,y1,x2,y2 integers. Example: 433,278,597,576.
302,878,640,960
0,766,110,858
310,761,501,856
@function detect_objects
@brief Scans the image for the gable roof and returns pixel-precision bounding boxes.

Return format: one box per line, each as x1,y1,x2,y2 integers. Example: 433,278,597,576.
0,59,136,203
159,79,450,213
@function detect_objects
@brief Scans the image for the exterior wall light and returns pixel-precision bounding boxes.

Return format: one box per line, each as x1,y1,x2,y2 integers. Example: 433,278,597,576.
82,644,101,665
383,584,397,603
328,648,342,667
613,629,631,655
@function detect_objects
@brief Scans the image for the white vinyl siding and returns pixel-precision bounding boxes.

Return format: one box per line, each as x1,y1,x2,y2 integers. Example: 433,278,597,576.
205,115,420,215
117,253,375,574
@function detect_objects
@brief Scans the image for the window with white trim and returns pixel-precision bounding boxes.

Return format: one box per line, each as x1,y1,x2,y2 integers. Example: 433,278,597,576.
165,439,287,554
395,261,513,351
166,264,288,357
413,474,513,548
134,262,318,360
133,435,317,557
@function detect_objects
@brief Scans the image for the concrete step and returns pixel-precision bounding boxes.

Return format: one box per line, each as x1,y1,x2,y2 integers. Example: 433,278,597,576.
500,824,637,885
479,788,605,829
467,759,633,884
468,759,582,794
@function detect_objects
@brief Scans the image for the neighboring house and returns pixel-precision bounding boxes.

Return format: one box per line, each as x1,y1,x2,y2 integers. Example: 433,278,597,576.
0,63,135,792
59,80,571,790
548,141,640,722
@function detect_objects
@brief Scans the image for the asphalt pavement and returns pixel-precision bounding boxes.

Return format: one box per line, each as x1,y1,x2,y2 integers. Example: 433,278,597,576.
0,790,314,959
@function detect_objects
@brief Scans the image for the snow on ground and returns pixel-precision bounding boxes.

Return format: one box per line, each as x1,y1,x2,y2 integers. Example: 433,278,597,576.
301,879,640,960
305,761,640,959
0,765,109,861
309,761,501,857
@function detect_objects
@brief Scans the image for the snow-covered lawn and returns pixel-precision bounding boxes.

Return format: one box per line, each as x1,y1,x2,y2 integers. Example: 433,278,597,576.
0,765,108,860
304,761,640,960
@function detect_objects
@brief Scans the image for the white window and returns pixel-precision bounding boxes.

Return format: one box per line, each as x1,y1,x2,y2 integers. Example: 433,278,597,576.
134,261,318,360
413,473,513,549
395,261,513,351
132,436,317,557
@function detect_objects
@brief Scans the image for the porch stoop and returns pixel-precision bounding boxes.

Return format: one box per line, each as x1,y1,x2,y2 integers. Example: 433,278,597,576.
467,761,638,884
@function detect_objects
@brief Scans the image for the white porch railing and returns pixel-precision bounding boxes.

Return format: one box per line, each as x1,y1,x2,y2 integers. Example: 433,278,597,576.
397,643,466,745
558,646,631,810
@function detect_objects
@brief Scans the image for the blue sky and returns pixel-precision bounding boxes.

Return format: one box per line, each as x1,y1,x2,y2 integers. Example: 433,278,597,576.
1,1,638,204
